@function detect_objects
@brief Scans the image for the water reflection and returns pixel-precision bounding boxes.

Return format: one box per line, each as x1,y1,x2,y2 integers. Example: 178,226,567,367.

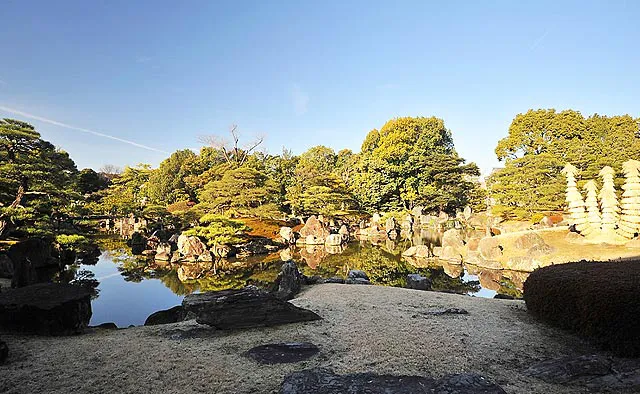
69,234,528,326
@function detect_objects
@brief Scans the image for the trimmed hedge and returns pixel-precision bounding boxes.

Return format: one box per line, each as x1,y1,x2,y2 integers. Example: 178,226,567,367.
524,260,640,357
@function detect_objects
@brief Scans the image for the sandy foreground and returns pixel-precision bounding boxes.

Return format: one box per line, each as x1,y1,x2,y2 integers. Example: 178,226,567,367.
0,284,618,394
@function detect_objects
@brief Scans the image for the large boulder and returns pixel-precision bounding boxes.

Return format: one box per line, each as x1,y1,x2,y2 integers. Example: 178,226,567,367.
441,229,465,250
384,217,397,233
478,237,503,261
440,246,462,263
0,283,92,335
524,260,640,357
298,216,330,242
8,238,57,269
279,227,296,244
182,286,321,329
177,234,208,258
514,232,546,250
338,225,350,242
271,261,303,300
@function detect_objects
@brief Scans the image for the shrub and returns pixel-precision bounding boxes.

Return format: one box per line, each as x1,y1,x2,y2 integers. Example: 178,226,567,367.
524,260,640,357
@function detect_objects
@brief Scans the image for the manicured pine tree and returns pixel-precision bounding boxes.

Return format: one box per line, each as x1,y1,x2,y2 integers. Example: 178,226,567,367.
561,163,591,236
582,180,601,239
598,166,619,236
618,159,640,239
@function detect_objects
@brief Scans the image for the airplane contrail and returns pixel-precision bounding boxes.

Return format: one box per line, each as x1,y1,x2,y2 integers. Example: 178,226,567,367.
0,105,169,154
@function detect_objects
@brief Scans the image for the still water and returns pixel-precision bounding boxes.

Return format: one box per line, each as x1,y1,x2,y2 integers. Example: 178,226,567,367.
79,237,525,327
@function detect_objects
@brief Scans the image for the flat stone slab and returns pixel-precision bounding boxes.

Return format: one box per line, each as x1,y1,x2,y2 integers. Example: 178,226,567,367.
182,286,321,329
244,342,319,364
525,354,640,391
280,369,506,394
0,283,92,335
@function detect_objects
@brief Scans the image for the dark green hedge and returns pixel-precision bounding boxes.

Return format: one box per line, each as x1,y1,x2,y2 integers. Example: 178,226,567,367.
524,260,640,357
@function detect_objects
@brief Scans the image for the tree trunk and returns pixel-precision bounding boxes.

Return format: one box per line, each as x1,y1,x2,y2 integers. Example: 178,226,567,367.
0,183,26,238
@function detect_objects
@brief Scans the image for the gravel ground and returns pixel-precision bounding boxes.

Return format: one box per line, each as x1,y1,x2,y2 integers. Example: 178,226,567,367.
0,284,619,393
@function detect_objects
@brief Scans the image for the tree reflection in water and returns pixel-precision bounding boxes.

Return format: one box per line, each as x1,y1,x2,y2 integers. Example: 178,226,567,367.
89,236,525,299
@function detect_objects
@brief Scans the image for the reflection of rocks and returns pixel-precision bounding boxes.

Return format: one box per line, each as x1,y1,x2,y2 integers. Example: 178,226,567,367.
324,245,345,254
0,283,92,335
441,261,464,278
129,232,147,255
177,261,212,282
478,270,502,291
244,342,319,365
182,286,321,329
280,369,506,394
324,234,344,246
300,245,326,269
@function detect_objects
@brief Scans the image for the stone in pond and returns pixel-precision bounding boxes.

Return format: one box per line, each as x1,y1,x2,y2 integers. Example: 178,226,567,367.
271,261,303,300
244,342,319,364
182,286,321,329
406,274,431,291
279,368,506,394
0,283,92,335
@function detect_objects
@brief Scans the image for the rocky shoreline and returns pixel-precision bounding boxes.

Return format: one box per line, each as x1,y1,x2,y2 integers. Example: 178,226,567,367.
1,284,638,393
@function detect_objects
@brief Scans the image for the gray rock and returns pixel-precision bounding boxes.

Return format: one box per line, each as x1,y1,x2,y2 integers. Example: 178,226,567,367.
324,277,345,284
272,261,303,300
524,354,640,390
0,283,92,335
182,286,321,329
144,305,185,326
406,274,431,291
279,368,505,394
347,270,369,281
0,254,14,279
345,278,371,285
244,342,319,364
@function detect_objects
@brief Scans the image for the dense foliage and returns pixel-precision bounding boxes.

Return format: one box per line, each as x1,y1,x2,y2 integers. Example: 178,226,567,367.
488,109,640,219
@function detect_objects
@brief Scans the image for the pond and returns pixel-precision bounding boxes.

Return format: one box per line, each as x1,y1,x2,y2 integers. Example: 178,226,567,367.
77,236,528,327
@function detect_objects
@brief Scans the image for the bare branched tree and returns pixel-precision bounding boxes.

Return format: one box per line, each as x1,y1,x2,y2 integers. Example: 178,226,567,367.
199,124,265,166
99,164,122,175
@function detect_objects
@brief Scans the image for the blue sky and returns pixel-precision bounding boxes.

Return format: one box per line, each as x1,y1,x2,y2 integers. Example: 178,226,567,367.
1,0,638,174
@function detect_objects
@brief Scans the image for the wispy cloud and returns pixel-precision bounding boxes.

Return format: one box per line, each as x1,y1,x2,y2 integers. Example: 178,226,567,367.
0,105,169,154
529,28,551,51
291,84,309,115
135,55,152,64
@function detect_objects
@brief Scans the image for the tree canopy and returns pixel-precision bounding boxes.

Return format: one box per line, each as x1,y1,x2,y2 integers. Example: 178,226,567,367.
488,109,640,219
